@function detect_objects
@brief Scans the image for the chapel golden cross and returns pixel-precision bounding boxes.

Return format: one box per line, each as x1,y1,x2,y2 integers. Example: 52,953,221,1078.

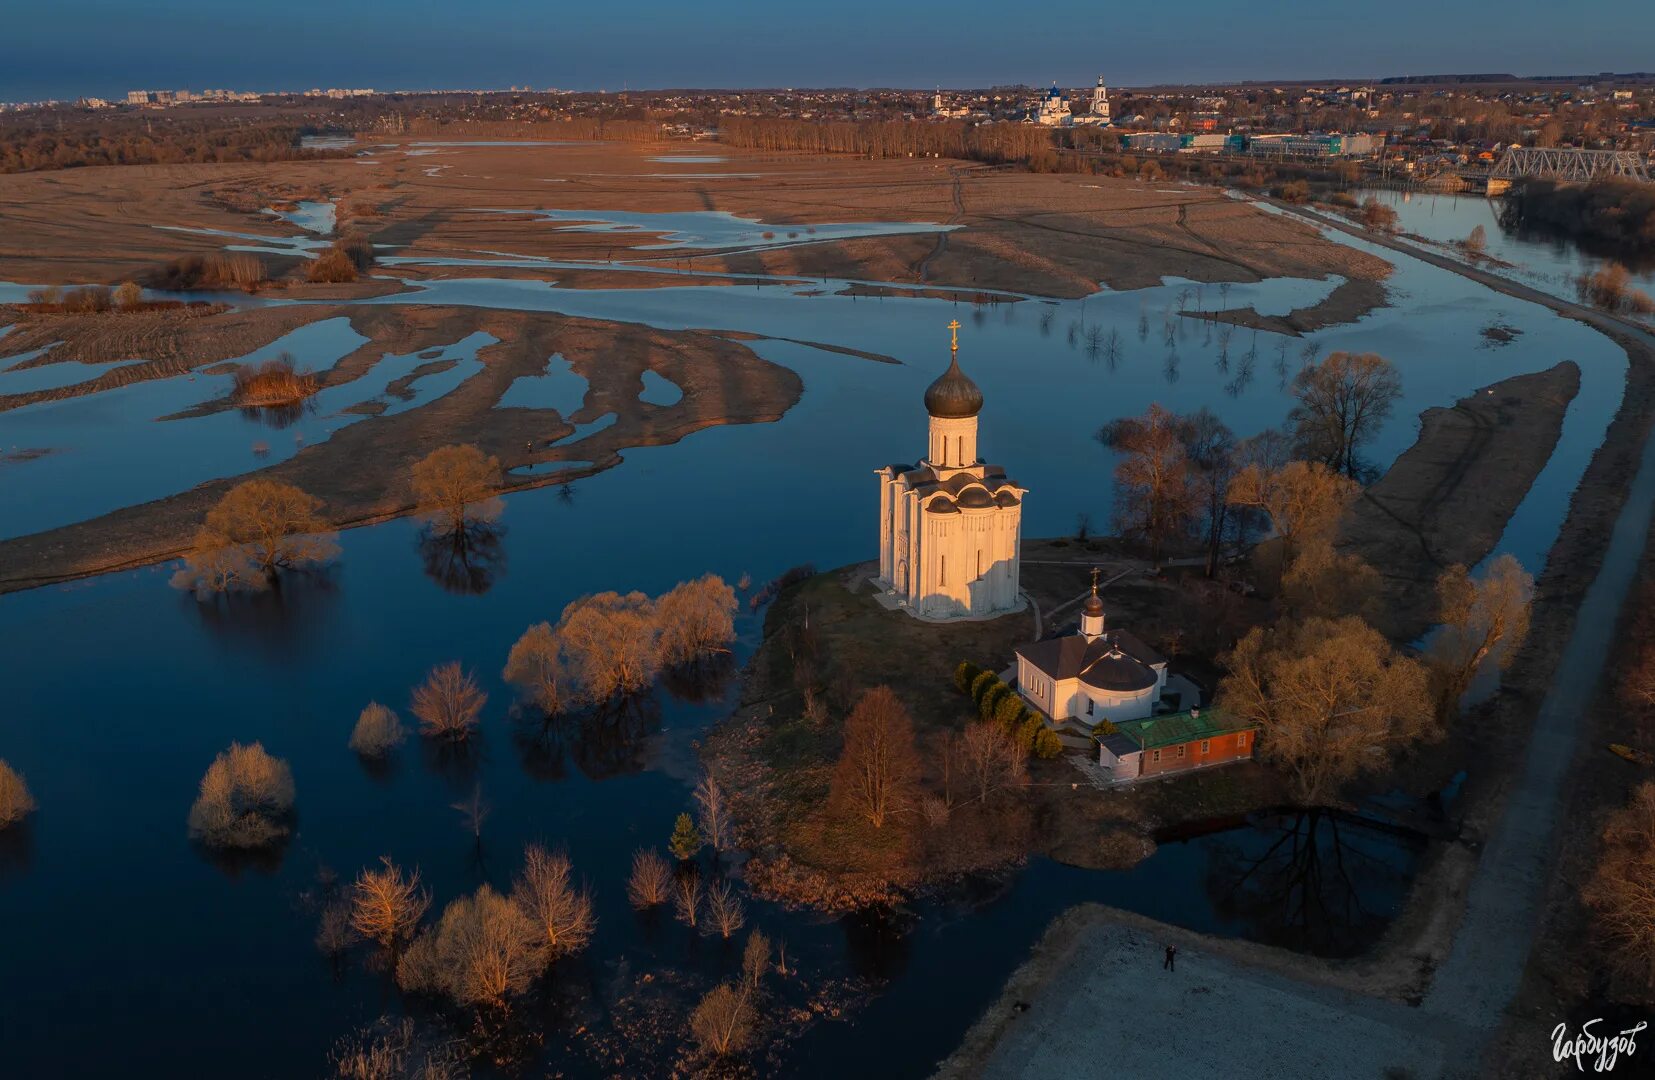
948,319,960,353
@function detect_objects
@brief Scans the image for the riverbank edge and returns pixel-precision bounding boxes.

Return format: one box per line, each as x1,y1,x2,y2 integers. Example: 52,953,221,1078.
930,207,1655,1078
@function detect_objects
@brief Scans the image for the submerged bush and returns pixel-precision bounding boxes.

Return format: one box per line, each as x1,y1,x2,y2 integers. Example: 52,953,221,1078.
187,741,295,849
349,703,406,758
0,760,37,829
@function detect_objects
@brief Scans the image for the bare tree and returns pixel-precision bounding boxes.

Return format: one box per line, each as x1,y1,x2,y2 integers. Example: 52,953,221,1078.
171,479,339,595
397,885,544,1009
742,930,772,991
955,722,1028,804
187,741,296,849
411,663,486,741
450,784,490,844
1583,782,1655,991
1218,616,1434,804
673,872,702,928
557,591,660,705
655,575,738,668
1097,403,1195,561
1426,554,1534,718
1280,539,1381,620
1287,352,1402,477
693,775,733,852
349,703,406,758
512,844,595,961
350,856,431,950
411,444,502,535
1180,407,1237,577
1227,459,1361,575
0,759,36,829
705,880,746,939
627,849,673,909
503,622,569,716
829,686,920,830
689,983,756,1058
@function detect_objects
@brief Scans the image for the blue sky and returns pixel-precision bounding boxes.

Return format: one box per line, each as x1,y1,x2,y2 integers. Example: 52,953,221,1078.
3,0,1650,102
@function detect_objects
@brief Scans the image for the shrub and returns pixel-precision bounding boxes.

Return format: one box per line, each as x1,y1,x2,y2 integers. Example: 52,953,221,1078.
232,352,318,406
1032,726,1065,759
187,742,295,849
627,848,673,908
349,703,405,758
993,693,1025,731
411,662,486,740
307,247,358,284
656,575,739,668
397,885,543,1009
349,856,430,949
1014,717,1042,755
979,681,1010,722
146,253,264,291
114,281,143,309
0,760,36,828
969,670,997,706
953,661,983,694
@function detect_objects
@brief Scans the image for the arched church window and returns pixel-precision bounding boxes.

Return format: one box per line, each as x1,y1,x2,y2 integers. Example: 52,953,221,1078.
940,556,946,586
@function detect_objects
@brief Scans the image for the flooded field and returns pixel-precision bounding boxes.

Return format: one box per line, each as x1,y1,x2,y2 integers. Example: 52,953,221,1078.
0,189,1633,1076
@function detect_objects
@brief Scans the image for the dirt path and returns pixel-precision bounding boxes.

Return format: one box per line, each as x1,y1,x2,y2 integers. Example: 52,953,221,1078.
916,166,967,284
1340,361,1581,643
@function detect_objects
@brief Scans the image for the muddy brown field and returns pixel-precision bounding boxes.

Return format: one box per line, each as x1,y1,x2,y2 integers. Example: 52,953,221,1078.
0,140,1395,591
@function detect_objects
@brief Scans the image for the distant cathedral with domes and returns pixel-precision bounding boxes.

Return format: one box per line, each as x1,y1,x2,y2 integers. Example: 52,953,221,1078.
875,323,1025,620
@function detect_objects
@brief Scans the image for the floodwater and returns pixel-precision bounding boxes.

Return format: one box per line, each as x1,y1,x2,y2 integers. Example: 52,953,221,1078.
485,207,957,251
1350,188,1655,308
266,200,338,236
0,203,1633,1077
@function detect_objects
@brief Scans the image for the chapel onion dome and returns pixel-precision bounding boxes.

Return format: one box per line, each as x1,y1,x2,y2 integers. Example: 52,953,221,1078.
924,354,984,418
1083,592,1105,618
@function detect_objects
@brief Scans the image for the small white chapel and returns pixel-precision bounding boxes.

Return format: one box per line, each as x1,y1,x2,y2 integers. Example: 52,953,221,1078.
874,323,1026,620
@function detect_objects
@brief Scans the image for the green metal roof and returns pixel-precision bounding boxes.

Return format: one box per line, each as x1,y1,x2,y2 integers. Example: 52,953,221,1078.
1111,708,1256,751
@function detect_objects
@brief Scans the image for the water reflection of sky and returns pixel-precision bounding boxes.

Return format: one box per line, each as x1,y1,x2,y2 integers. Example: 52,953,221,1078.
0,323,498,538
482,206,957,251
1344,189,1655,309
0,209,1635,1077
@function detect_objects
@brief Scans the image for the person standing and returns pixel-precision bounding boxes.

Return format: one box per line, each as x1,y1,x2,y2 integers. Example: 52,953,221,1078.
1163,944,1177,971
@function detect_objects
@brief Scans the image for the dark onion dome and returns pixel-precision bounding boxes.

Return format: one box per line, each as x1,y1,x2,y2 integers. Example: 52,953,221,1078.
1083,592,1105,618
924,354,984,419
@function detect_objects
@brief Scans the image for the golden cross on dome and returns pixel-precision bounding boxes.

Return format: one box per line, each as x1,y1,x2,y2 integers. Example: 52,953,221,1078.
948,319,960,353
1090,566,1101,595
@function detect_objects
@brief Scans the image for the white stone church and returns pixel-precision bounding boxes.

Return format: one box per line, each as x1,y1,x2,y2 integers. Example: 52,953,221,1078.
875,324,1026,620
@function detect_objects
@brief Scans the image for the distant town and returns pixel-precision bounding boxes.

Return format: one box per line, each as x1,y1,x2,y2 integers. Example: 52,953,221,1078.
4,73,1652,188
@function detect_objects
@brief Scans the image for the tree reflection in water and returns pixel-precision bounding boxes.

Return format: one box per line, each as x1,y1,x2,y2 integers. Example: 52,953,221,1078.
417,522,507,596
186,567,340,654
511,694,664,783
1201,807,1425,957
841,905,914,983
238,400,314,429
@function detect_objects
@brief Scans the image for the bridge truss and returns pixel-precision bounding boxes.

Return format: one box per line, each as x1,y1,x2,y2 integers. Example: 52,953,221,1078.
1490,147,1650,183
